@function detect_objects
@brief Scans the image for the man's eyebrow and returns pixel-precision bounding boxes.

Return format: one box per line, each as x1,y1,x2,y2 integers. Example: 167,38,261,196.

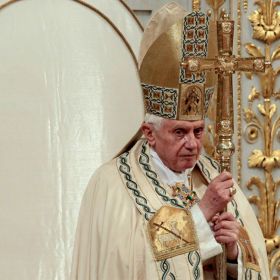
172,126,188,131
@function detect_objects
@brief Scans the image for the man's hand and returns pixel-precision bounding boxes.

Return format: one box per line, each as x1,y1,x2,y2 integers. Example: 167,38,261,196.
212,212,240,261
199,171,234,221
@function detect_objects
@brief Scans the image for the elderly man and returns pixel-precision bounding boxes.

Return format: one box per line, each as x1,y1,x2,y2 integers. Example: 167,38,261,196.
71,3,269,280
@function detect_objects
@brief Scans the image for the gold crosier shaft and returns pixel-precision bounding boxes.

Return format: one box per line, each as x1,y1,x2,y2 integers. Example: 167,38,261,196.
215,14,235,280
183,5,265,279
214,15,264,278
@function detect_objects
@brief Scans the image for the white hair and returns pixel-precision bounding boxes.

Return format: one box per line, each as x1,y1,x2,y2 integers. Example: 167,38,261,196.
144,113,165,131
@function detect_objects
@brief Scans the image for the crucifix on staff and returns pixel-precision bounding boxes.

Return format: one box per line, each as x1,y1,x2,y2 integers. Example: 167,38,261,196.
182,2,266,279
182,10,265,172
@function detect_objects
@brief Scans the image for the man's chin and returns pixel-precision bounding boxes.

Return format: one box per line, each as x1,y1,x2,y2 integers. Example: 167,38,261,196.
176,161,196,172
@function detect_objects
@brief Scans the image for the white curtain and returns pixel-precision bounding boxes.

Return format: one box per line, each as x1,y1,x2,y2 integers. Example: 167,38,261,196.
0,0,143,279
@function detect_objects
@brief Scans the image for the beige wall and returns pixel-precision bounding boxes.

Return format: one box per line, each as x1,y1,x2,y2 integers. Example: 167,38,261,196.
124,0,191,26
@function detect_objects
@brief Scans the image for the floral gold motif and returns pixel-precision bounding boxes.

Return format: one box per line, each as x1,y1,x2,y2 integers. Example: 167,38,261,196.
244,0,280,276
249,1,280,44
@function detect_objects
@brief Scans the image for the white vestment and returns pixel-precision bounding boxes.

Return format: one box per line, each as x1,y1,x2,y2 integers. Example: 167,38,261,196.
71,139,270,279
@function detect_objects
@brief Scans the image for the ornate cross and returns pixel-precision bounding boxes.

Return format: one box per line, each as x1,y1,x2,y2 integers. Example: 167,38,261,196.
181,12,265,172
182,9,266,280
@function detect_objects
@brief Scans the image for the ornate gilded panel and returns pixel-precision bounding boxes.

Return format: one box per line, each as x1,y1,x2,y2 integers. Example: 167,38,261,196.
242,1,280,277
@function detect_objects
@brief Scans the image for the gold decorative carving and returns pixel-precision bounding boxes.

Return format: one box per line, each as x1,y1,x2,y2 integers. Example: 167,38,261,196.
249,2,280,44
244,0,280,277
243,0,248,13
237,0,242,185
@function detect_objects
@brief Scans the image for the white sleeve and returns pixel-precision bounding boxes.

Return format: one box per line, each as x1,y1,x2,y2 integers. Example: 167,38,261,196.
190,204,223,261
226,243,241,279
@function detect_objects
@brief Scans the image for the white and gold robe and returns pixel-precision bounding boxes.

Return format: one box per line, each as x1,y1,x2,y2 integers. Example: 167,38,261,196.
71,139,270,279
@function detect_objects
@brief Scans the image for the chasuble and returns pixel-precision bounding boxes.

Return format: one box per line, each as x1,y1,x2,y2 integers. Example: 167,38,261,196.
71,139,270,280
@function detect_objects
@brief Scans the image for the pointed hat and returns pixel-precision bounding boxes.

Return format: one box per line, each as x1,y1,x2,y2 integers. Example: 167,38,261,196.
139,2,213,121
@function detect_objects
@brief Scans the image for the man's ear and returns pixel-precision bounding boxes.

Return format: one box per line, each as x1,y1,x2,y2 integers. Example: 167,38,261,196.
141,123,156,147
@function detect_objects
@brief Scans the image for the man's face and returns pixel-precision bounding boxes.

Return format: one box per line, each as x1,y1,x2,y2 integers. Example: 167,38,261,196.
145,119,205,172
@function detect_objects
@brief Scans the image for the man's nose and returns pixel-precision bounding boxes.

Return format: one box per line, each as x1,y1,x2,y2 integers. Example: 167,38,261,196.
183,134,197,148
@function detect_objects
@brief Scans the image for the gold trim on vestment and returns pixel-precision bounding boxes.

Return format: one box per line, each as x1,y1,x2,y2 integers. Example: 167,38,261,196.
238,227,261,272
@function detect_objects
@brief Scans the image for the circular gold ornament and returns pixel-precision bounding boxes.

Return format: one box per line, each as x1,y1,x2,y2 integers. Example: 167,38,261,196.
244,125,259,143
253,59,264,71
222,22,232,33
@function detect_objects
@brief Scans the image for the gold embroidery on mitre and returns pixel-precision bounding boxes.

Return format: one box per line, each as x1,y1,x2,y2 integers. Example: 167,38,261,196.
238,227,261,272
178,83,204,120
147,205,198,261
